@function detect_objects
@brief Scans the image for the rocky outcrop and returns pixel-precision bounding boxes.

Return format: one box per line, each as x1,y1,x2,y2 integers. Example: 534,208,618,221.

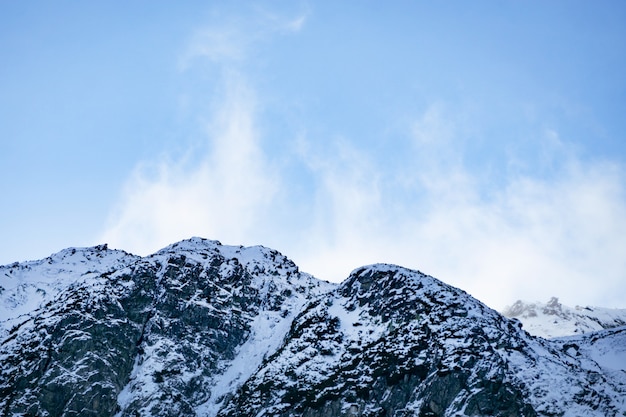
0,238,329,416
218,265,618,417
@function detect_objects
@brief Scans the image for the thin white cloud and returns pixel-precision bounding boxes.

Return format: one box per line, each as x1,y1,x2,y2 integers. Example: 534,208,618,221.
181,28,247,68
286,105,626,310
284,14,307,32
100,71,278,256
412,159,626,310
102,92,626,311
179,7,308,71
257,3,309,33
103,8,308,256
411,102,453,147
102,12,626,312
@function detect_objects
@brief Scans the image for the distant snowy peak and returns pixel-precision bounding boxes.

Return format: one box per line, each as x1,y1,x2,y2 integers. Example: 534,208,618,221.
503,297,626,338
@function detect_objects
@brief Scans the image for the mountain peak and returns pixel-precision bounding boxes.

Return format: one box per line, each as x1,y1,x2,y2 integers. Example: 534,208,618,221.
503,298,626,338
154,236,223,253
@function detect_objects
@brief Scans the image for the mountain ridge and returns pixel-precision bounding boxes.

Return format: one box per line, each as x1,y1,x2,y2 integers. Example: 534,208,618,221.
1,237,625,416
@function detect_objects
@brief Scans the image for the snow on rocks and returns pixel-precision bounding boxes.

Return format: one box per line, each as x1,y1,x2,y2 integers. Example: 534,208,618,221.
0,245,139,338
503,297,626,338
2,238,626,417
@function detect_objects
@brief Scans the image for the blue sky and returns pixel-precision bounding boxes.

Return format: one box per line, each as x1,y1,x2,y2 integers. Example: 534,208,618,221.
2,1,626,309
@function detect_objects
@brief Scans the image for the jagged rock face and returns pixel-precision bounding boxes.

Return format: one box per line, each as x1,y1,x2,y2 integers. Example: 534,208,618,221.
1,239,625,417
219,265,537,417
0,238,330,417
1,272,147,416
0,244,140,341
0,245,141,416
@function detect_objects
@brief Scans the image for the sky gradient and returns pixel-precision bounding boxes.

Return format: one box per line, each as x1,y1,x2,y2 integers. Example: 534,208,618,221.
2,1,626,310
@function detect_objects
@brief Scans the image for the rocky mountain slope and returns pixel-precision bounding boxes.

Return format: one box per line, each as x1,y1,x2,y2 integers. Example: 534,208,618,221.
1,238,625,416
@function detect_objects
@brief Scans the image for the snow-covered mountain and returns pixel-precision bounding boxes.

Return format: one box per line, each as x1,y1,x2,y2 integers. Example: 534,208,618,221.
503,297,626,338
1,238,625,416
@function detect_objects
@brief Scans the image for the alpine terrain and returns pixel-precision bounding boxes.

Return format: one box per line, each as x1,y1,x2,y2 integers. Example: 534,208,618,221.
1,237,625,416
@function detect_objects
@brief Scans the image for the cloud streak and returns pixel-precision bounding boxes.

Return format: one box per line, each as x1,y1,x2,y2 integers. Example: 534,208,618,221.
179,6,308,71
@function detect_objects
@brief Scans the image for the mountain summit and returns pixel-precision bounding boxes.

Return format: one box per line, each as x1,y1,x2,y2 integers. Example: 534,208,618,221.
1,238,625,416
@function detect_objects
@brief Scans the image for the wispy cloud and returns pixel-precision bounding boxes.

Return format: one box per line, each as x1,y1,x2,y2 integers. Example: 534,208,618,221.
102,7,311,255
179,6,308,71
101,72,278,255
410,156,626,310
286,105,626,309
101,12,626,311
